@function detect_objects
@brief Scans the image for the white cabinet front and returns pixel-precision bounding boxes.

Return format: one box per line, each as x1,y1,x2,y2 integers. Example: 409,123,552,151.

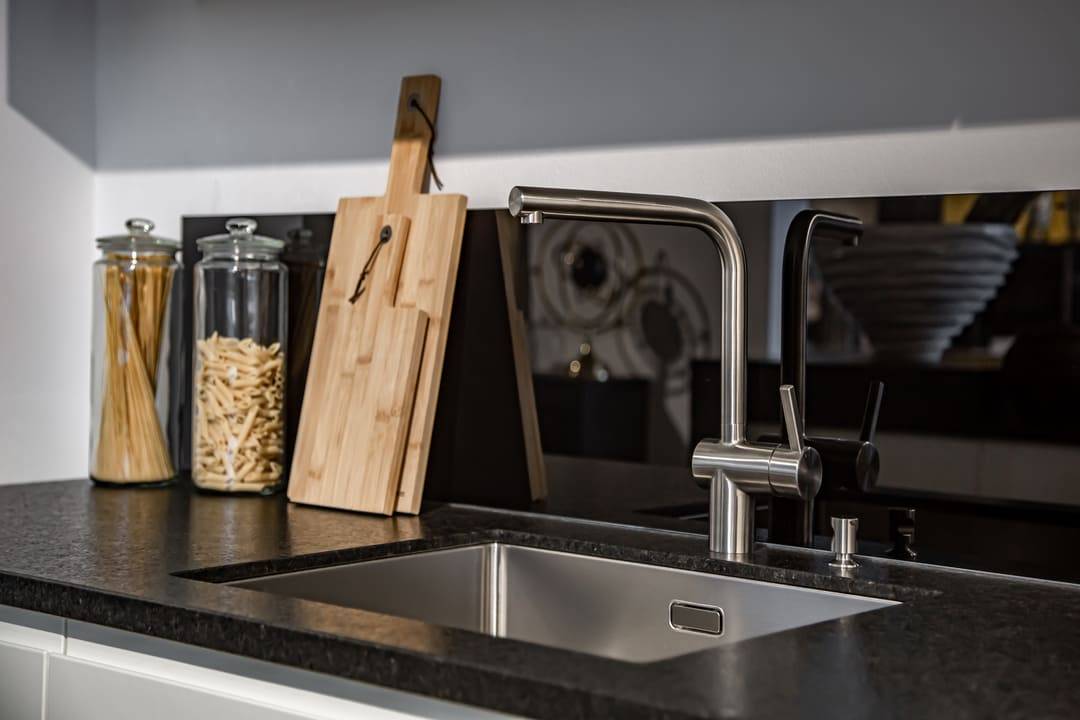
45,655,315,720
0,639,45,720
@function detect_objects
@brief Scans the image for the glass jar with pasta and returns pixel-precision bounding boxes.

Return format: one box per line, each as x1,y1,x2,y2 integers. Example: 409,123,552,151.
192,218,287,494
90,218,181,486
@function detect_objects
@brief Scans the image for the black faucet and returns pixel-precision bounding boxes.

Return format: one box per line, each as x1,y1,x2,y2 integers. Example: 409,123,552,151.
768,210,885,548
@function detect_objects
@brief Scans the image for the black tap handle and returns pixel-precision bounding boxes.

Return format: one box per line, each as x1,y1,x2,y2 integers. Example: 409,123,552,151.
766,382,884,493
860,381,885,443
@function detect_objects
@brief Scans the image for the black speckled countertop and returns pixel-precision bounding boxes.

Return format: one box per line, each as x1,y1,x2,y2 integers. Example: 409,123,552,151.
1,474,1079,719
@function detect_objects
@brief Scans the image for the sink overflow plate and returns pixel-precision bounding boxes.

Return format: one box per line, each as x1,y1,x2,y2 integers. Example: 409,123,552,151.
669,600,724,636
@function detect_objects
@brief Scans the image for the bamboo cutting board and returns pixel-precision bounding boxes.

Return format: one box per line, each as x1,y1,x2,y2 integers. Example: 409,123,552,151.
289,75,466,514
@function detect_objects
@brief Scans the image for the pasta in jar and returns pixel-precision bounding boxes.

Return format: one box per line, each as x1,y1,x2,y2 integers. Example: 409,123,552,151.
194,334,285,492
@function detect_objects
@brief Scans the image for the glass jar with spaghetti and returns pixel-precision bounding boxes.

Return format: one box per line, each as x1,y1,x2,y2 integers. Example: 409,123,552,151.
90,218,181,487
192,218,288,494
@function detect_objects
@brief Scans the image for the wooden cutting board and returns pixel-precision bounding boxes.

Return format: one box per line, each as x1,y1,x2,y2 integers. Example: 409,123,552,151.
289,75,466,514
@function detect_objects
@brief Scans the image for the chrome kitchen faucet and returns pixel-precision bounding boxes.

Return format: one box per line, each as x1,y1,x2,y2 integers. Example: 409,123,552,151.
508,187,822,555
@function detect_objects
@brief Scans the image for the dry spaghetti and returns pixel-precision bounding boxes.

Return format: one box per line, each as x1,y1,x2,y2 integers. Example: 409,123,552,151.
92,262,175,483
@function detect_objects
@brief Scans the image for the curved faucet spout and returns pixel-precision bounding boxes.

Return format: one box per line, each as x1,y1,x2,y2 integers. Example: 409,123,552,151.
508,186,821,556
509,186,746,444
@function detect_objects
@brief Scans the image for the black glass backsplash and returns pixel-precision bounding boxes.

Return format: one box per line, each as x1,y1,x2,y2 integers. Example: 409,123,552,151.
175,190,1080,582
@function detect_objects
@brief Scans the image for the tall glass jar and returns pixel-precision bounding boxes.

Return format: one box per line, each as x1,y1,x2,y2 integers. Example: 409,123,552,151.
192,218,288,494
90,218,180,487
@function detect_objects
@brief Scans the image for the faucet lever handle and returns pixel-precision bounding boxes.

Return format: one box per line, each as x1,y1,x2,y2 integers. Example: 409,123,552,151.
859,381,885,443
779,385,804,453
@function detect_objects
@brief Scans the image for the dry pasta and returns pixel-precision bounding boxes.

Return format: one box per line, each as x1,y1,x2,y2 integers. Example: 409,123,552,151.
92,262,175,483
194,334,285,492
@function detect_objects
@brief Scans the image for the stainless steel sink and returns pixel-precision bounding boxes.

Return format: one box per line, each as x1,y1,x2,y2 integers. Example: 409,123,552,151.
232,544,897,663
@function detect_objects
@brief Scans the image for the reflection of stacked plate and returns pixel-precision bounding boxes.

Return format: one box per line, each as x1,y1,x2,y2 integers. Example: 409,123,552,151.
816,224,1018,363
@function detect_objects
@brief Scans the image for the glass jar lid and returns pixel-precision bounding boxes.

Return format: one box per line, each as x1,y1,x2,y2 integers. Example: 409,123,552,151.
197,218,285,254
96,218,180,252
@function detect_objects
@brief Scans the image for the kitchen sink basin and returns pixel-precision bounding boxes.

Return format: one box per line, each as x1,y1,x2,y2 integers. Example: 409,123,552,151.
231,543,897,663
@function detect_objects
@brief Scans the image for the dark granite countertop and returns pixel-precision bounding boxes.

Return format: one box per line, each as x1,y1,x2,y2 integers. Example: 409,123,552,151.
1,476,1079,719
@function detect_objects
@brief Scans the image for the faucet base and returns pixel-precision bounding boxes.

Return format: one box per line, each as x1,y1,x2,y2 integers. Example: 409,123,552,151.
694,428,821,557
708,474,756,556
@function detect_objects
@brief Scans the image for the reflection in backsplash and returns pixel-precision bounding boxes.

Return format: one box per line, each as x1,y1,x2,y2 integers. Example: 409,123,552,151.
523,202,776,466
526,221,718,466
184,189,1080,581
520,190,1080,582
525,191,1080,469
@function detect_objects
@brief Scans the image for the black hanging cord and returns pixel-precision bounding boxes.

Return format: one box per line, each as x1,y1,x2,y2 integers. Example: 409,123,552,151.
408,96,444,191
349,225,393,304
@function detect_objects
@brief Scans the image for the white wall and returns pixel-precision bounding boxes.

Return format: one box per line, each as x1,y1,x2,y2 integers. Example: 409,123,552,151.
0,0,95,483
93,120,1080,238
